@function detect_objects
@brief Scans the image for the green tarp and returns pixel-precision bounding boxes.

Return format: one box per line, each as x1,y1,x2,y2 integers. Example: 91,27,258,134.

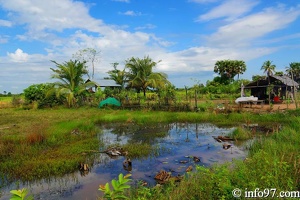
99,97,121,108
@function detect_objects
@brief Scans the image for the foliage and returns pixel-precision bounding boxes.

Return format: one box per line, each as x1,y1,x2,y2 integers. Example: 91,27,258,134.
99,173,132,200
23,83,62,108
125,56,170,96
50,59,95,107
11,95,23,107
252,75,266,81
107,63,126,88
10,188,33,200
261,60,276,77
213,60,246,84
286,62,300,82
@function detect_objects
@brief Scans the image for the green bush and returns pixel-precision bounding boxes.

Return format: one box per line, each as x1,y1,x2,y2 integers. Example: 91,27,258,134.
23,83,63,108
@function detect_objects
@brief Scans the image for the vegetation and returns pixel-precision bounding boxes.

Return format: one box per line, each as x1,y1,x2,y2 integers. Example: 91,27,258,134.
106,63,126,88
286,62,300,83
50,59,95,107
2,56,300,199
23,83,63,108
213,60,246,84
9,188,33,200
125,56,171,97
261,60,276,76
99,173,132,200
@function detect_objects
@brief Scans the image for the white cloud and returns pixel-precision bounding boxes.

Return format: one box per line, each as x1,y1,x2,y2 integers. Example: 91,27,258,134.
135,24,156,30
205,5,300,47
0,0,299,93
188,0,219,3
111,0,130,3
0,35,8,43
0,19,12,27
7,48,29,62
120,10,142,16
156,46,275,73
0,0,103,37
197,0,259,21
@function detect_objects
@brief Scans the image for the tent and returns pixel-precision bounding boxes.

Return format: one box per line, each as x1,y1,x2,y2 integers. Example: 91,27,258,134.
99,97,121,108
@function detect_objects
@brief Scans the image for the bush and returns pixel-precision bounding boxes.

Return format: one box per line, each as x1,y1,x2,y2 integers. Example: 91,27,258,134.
23,83,63,108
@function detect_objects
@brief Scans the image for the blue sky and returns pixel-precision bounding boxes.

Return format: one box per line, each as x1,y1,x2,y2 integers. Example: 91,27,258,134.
0,0,300,94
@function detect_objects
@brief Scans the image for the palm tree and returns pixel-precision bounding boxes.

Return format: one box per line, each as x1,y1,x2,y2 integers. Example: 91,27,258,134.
286,62,300,81
261,60,276,77
261,60,276,103
125,56,170,97
107,63,126,88
50,60,94,107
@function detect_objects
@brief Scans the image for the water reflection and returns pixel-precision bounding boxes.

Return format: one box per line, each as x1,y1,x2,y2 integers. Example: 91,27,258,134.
0,123,248,200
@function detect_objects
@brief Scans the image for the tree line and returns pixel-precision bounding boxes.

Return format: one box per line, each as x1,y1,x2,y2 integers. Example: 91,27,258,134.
21,48,300,108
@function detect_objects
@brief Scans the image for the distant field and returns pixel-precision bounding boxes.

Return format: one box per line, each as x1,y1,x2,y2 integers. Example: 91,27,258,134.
0,96,12,108
0,96,12,102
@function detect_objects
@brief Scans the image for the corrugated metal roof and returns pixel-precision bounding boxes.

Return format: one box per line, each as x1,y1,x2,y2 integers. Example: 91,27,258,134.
96,79,121,87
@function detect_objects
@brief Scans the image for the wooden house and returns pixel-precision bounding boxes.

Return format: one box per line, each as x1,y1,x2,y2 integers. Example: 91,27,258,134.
244,74,299,103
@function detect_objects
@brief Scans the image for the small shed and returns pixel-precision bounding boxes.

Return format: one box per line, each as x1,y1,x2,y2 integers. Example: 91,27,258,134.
244,74,299,102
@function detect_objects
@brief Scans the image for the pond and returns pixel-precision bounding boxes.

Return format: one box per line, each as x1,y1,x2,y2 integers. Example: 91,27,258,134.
0,123,249,200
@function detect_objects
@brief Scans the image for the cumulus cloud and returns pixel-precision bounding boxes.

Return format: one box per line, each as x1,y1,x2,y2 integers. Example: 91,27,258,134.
0,0,103,37
7,48,29,62
0,0,299,93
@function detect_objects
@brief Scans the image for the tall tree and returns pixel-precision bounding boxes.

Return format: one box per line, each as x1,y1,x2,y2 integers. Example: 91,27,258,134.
214,60,246,84
107,63,126,88
73,48,100,79
261,60,276,77
50,60,94,107
125,56,170,96
261,60,276,103
286,62,300,81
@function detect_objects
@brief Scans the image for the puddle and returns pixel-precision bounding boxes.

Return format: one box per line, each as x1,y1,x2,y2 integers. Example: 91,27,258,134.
0,123,248,200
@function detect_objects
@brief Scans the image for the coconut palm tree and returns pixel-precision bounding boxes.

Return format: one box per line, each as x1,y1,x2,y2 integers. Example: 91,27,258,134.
125,56,170,97
261,60,276,103
50,60,95,107
261,60,276,77
107,63,126,88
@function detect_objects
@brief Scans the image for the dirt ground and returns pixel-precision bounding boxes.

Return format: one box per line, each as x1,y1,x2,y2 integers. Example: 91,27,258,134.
233,101,298,113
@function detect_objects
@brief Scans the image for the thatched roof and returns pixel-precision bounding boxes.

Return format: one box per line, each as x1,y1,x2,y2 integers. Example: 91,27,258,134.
245,75,299,88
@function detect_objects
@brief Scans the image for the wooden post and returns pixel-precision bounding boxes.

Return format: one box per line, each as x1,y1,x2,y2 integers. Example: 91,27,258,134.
194,89,198,110
291,71,298,109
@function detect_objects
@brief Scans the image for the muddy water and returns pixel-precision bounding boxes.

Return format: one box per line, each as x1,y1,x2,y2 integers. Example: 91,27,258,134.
0,123,248,200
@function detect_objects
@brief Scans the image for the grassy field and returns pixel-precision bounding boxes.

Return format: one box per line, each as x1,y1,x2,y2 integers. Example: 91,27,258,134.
0,104,300,199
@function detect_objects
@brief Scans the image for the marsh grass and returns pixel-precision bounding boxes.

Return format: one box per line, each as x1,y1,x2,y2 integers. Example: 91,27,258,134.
127,112,300,200
229,126,253,140
1,107,299,199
